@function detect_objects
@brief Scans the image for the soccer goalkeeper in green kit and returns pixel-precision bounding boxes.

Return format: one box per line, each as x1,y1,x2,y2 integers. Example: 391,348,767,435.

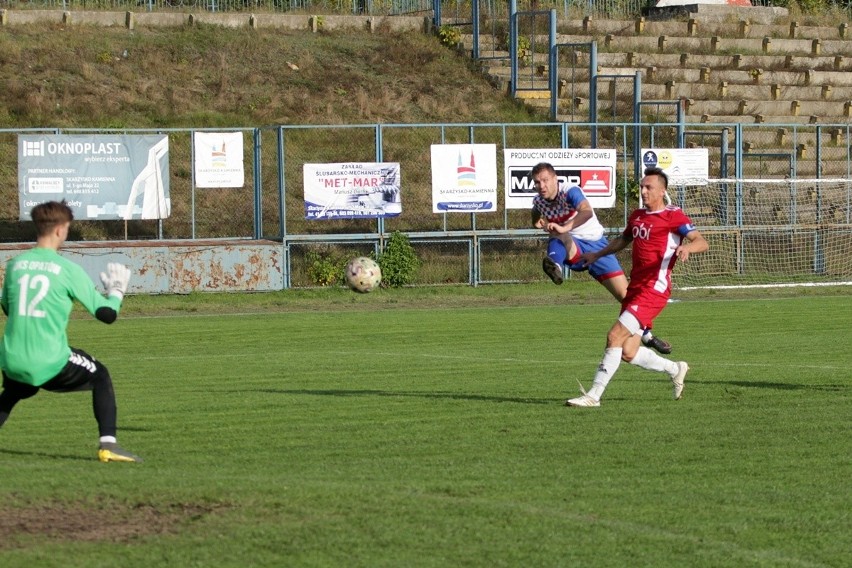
0,200,141,463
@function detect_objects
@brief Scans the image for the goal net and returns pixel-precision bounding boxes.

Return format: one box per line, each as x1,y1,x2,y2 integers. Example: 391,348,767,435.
665,178,852,290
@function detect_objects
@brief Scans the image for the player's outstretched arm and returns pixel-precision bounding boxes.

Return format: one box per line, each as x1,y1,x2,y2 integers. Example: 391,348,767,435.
531,206,546,229
570,199,595,229
676,230,709,262
64,262,129,325
100,263,131,301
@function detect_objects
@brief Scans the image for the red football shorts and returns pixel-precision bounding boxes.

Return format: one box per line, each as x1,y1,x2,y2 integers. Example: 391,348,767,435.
619,287,669,331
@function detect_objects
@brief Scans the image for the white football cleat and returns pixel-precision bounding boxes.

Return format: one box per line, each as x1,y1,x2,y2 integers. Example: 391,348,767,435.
564,394,600,407
671,361,688,400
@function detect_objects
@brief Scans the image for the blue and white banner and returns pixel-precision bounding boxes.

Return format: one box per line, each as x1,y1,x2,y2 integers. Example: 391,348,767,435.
303,162,401,220
641,148,709,186
193,132,245,188
430,144,497,213
18,134,170,220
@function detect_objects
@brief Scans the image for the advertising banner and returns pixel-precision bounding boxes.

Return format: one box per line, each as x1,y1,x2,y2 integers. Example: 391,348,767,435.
193,132,245,188
503,148,617,209
18,134,170,220
430,144,497,213
641,148,709,186
303,162,401,220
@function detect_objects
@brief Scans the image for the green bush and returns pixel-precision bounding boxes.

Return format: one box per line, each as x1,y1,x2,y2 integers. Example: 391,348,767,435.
378,231,420,287
306,250,347,287
436,24,461,49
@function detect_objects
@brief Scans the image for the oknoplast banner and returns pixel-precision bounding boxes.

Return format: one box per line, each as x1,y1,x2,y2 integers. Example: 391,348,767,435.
18,134,171,220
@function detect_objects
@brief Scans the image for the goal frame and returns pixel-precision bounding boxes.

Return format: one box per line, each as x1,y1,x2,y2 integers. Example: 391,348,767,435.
664,178,852,291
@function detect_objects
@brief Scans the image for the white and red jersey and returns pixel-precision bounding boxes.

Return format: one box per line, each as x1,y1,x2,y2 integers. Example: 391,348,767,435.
532,183,605,241
624,205,696,296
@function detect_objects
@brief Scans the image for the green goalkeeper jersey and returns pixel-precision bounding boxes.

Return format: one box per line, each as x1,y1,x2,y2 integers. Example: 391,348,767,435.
0,247,122,386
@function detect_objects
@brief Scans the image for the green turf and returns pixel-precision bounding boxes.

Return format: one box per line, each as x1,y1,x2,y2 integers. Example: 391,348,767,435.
0,286,849,567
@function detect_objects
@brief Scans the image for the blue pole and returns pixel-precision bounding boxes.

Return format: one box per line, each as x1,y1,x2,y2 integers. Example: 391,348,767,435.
376,125,385,239
277,127,286,240
589,41,598,128
549,9,557,121
510,0,517,99
433,0,441,30
472,0,480,60
633,71,642,179
253,128,262,239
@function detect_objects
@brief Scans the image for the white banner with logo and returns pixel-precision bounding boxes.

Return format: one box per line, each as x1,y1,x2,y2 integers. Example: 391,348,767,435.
503,148,617,209
430,144,497,213
18,134,170,220
303,162,401,219
640,148,709,186
193,132,245,188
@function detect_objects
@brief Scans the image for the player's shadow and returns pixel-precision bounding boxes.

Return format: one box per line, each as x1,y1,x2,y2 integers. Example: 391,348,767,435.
115,425,154,432
253,388,554,405
705,380,846,392
0,448,92,461
629,376,846,392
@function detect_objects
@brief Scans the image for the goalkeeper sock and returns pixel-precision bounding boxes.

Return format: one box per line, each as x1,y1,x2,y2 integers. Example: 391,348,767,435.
587,347,622,400
629,346,678,375
546,238,567,265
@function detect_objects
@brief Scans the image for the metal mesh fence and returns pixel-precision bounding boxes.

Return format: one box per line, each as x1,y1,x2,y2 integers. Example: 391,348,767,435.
3,122,852,289
5,122,852,241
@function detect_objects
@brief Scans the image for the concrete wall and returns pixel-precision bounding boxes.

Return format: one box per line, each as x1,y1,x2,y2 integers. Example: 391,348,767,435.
0,9,431,34
0,240,285,294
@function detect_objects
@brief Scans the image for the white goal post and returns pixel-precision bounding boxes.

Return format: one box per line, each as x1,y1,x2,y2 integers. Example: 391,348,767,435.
663,178,852,290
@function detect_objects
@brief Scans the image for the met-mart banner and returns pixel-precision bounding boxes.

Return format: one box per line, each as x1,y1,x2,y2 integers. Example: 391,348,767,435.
18,134,171,220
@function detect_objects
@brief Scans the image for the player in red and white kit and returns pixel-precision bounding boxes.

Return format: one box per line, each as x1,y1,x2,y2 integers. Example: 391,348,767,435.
530,162,672,354
565,167,709,407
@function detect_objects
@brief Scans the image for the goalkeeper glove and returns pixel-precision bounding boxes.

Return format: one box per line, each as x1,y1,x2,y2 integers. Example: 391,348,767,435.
100,262,131,301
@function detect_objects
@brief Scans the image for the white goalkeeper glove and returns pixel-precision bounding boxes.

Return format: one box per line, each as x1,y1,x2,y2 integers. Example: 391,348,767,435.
100,262,131,301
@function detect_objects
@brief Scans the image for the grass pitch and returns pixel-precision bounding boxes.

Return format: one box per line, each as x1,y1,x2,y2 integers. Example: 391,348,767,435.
0,284,849,567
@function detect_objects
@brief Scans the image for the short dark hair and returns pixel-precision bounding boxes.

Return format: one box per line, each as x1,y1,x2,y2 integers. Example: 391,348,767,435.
530,162,556,177
31,200,73,237
643,167,669,189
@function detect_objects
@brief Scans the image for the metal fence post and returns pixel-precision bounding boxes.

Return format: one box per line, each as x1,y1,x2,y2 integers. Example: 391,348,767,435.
253,128,262,239
277,126,286,240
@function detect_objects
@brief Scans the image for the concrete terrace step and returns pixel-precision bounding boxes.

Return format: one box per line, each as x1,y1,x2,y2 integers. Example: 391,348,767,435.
464,39,852,74
640,83,852,103
474,52,852,90
485,66,852,123
736,128,852,148
582,34,849,58
468,32,852,60
600,66,852,88
685,114,850,125
681,99,852,118
594,52,852,73
564,17,851,41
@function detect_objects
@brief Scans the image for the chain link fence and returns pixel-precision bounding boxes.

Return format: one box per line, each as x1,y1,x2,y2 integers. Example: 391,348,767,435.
3,122,851,287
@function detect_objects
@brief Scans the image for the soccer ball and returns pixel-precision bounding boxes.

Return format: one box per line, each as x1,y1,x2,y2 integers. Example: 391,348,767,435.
345,257,382,293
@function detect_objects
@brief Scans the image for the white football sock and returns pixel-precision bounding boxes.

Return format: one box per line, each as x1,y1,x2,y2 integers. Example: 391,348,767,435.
99,435,117,445
587,347,623,400
630,346,678,375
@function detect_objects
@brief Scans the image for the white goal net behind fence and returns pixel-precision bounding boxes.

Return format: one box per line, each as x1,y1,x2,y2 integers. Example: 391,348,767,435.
666,178,852,290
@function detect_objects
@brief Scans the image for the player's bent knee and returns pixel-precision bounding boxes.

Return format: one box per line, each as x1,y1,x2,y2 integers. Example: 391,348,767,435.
91,364,114,389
